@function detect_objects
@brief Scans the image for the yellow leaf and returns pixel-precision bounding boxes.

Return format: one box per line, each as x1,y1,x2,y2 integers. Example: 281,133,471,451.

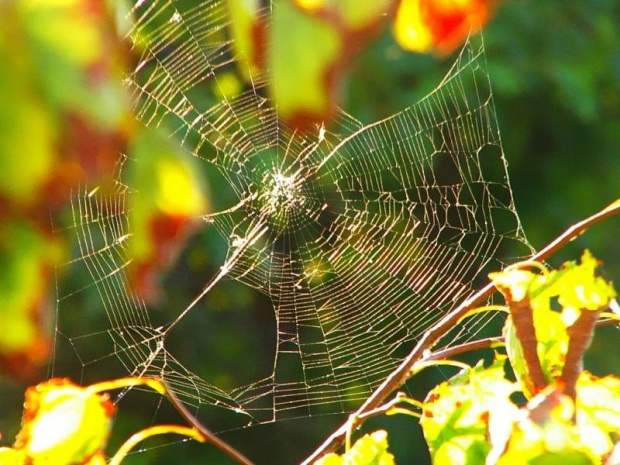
295,0,325,12
212,71,243,100
556,250,616,314
22,0,102,66
394,0,434,53
0,447,26,465
126,128,208,299
155,156,206,217
575,372,620,457
0,90,55,204
14,379,114,464
328,0,393,31
421,356,518,464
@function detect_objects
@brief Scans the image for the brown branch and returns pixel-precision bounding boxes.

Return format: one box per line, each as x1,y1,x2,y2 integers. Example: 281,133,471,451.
509,299,547,394
561,308,602,399
360,337,505,419
303,199,620,464
163,380,255,465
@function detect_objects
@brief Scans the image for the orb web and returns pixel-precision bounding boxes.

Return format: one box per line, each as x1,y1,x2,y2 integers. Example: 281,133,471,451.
54,0,533,431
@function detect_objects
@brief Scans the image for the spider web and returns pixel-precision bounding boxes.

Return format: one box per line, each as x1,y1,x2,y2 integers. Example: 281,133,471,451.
54,0,533,431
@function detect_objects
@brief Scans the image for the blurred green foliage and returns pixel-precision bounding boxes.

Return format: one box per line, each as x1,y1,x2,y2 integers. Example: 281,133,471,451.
0,0,619,464
0,0,131,377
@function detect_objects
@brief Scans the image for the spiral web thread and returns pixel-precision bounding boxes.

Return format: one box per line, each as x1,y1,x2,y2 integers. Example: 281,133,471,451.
54,0,533,430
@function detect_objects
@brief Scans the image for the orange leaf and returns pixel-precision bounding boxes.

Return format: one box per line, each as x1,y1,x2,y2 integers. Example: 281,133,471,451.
394,0,495,55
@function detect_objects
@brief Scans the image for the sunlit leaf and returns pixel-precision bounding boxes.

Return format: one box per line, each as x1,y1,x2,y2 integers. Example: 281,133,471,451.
575,372,620,457
421,356,518,464
555,251,616,315
12,379,115,464
314,430,395,465
0,447,26,465
493,387,598,464
294,0,325,13
490,268,541,303
2,377,207,464
494,252,614,398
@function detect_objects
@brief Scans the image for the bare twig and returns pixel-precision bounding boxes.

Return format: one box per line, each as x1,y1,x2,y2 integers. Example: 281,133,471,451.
357,393,423,422
423,336,504,361
303,199,620,464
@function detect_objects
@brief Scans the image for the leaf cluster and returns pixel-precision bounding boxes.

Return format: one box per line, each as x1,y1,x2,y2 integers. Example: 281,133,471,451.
321,251,619,464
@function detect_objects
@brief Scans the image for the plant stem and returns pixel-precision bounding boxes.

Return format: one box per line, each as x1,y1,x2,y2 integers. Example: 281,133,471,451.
302,198,620,464
109,425,206,465
163,380,255,465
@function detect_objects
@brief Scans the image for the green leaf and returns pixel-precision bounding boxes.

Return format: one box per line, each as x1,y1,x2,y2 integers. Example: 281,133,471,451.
0,221,63,375
314,430,395,465
421,356,518,465
269,0,341,126
21,0,128,128
0,14,56,205
229,0,263,81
